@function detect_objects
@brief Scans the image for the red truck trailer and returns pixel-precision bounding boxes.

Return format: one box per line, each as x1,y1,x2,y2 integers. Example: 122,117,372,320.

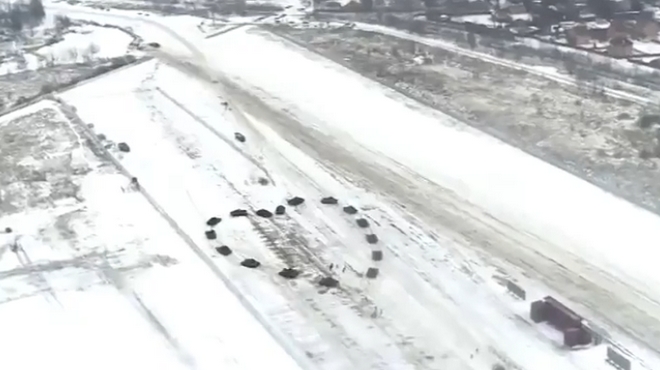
530,296,593,347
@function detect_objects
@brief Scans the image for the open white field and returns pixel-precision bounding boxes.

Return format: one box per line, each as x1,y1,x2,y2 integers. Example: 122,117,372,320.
0,100,303,370
10,2,660,369
198,24,660,356
55,52,634,369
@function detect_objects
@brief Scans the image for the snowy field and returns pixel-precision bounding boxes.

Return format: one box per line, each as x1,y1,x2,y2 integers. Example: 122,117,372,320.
0,24,134,76
1,2,654,369
197,26,660,364
36,25,133,64
54,54,647,369
0,100,303,370
0,9,142,111
203,26,660,305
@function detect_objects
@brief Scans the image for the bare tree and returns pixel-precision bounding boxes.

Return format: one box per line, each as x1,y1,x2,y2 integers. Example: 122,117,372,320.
210,3,220,24
55,15,72,31
16,55,27,70
467,32,476,49
44,53,55,67
67,48,79,62
81,49,92,63
87,43,100,56
28,0,45,22
235,0,246,15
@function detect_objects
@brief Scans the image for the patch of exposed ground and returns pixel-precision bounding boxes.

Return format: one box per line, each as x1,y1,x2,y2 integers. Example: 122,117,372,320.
2,108,79,213
0,105,107,213
0,103,178,303
269,26,660,214
0,57,139,112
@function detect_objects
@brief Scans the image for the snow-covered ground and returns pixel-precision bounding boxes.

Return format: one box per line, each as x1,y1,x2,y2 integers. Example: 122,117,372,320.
0,24,134,75
53,52,651,369
46,4,206,57
197,26,660,364
203,26,660,297
0,53,40,75
14,2,660,369
36,25,133,63
634,40,660,55
0,100,304,370
452,14,494,26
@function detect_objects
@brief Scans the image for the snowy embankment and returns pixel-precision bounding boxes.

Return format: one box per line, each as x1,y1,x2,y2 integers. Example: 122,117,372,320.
0,100,304,370
203,26,660,310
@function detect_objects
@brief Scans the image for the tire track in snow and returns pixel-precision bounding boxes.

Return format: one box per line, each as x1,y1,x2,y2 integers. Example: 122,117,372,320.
145,76,522,369
113,81,400,369
51,98,320,370
143,82,467,368
193,71,652,368
205,50,660,355
99,260,198,369
139,54,515,367
154,86,277,186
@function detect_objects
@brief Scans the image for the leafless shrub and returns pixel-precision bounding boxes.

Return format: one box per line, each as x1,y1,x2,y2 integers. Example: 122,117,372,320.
55,15,72,30
66,48,78,61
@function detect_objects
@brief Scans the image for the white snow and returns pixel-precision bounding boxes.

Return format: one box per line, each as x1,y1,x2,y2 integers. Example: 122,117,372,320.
0,53,40,75
248,0,306,6
57,55,639,369
453,14,494,26
634,41,660,55
0,100,305,370
529,65,561,74
37,25,132,63
510,13,532,21
202,26,660,299
26,3,660,369
45,4,204,58
0,24,133,75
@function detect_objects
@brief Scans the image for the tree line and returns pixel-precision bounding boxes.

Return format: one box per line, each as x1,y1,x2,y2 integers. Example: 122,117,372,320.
0,0,46,32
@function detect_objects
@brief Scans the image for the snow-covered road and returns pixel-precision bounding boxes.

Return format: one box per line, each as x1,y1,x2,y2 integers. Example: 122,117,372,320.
39,2,660,369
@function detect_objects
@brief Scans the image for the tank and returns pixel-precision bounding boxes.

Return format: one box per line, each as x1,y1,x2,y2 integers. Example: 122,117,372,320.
530,296,593,348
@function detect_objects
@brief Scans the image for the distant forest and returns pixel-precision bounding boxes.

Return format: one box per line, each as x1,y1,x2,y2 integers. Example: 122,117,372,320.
0,0,46,31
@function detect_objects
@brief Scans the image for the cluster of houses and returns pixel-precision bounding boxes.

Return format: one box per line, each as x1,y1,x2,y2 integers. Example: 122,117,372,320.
313,0,660,59
562,11,660,57
441,0,660,59
492,0,660,58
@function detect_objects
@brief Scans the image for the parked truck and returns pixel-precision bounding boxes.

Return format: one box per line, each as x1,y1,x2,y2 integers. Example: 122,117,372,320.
530,296,593,348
